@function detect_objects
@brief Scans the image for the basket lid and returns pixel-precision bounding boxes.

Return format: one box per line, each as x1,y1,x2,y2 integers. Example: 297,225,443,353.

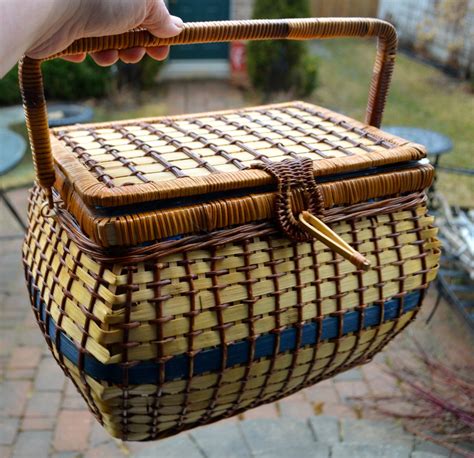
50,101,426,209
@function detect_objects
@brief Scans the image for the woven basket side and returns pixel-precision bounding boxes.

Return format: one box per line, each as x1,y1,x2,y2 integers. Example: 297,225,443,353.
23,186,439,363
23,182,440,441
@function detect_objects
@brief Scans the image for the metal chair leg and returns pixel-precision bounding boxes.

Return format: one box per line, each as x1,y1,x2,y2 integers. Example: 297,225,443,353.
0,188,27,232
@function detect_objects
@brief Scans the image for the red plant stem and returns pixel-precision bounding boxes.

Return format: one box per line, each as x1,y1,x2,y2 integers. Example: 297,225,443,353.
371,407,435,420
400,377,474,426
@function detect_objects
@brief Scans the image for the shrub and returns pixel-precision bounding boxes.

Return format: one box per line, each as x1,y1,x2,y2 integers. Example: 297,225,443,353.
0,57,111,105
0,55,162,105
42,57,112,100
0,66,21,105
247,0,318,98
116,56,163,90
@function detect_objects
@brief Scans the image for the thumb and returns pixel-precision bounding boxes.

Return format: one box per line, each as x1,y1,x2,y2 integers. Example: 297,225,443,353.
143,1,183,38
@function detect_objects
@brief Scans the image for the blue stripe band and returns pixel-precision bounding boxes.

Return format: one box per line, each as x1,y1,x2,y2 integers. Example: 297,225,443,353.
29,280,420,385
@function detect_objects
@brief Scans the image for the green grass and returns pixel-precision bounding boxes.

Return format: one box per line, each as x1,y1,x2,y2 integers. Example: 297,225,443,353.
310,39,474,206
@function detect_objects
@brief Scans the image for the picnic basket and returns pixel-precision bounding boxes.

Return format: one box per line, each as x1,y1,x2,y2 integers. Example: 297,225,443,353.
19,18,440,441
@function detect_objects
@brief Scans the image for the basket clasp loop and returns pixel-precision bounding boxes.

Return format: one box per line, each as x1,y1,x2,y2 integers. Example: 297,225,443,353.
252,157,370,271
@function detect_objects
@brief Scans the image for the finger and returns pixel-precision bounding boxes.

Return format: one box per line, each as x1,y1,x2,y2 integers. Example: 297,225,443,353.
119,47,146,64
146,46,170,61
62,53,87,63
90,50,119,66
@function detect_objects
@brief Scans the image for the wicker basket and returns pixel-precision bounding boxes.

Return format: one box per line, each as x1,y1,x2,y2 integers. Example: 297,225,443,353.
19,18,440,441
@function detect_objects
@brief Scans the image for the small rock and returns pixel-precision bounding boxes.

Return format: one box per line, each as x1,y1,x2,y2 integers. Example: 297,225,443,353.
411,452,448,458
253,443,330,458
341,418,414,447
413,438,451,456
190,422,251,458
333,368,363,382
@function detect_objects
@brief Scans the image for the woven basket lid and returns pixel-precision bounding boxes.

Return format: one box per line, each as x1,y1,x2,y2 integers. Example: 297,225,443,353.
49,101,432,246
51,101,426,208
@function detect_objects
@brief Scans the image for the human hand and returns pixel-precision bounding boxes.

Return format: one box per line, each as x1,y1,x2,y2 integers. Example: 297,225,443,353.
26,0,182,65
0,0,182,77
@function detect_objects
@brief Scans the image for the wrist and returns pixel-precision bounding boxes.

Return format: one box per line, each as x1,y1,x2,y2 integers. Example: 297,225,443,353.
25,0,82,58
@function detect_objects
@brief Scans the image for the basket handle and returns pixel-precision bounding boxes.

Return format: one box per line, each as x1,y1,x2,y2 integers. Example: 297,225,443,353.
18,18,397,206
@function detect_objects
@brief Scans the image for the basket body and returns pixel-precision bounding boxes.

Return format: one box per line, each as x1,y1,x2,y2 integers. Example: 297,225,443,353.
23,183,439,440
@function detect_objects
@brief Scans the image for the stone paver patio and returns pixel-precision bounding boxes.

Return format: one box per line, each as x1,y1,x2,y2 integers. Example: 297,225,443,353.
1,186,472,457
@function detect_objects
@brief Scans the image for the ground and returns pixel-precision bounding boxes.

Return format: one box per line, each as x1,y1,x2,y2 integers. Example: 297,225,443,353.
1,187,472,457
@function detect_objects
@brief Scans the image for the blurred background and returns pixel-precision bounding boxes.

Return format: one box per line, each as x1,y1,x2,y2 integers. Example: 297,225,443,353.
0,1,473,457
1,0,472,205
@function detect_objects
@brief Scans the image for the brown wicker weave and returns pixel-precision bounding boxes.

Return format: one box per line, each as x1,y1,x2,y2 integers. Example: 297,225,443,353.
19,18,440,441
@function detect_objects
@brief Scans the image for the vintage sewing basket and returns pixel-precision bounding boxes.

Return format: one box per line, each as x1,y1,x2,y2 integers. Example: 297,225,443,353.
19,18,440,440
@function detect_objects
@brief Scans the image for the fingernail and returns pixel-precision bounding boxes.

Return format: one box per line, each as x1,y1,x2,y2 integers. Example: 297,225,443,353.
171,15,184,29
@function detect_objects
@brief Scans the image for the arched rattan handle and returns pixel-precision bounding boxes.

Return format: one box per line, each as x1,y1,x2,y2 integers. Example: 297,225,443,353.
18,18,397,205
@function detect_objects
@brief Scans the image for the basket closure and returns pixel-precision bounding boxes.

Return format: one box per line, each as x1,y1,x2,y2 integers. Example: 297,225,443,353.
253,158,371,271
298,211,371,271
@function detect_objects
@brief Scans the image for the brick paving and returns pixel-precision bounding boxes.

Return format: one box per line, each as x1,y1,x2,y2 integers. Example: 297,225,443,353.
1,83,473,456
